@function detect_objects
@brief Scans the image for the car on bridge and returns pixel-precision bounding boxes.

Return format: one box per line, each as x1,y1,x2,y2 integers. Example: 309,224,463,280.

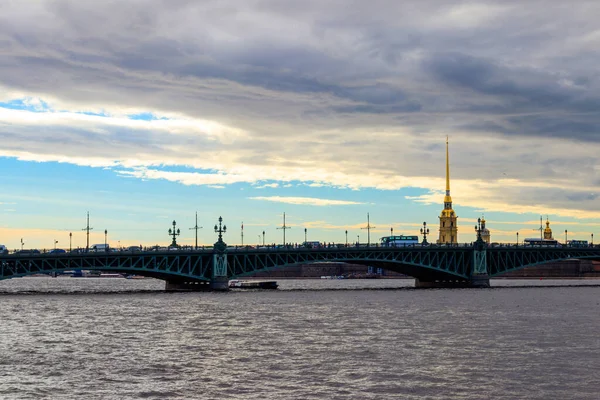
16,249,40,255
90,244,109,252
48,248,66,254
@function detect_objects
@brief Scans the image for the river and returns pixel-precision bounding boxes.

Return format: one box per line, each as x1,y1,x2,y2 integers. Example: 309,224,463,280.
1,277,599,399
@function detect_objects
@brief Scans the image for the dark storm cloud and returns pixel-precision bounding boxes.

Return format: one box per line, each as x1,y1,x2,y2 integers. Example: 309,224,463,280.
1,0,599,144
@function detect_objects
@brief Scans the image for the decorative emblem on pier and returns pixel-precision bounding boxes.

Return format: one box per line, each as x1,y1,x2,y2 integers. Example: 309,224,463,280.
213,216,228,277
473,217,488,276
168,220,180,247
420,221,430,245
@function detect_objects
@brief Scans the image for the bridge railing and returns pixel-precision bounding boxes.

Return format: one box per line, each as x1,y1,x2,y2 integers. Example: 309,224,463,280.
3,242,600,257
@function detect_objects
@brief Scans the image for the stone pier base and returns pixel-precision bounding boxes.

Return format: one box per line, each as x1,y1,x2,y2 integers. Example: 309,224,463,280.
415,275,490,288
470,274,490,288
210,276,230,291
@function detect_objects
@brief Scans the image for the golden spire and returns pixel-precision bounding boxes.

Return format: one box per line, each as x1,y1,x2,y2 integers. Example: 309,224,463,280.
444,136,452,204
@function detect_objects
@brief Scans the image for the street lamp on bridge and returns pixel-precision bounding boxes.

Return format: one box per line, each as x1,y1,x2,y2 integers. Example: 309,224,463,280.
390,227,393,236
104,229,108,248
304,228,307,244
516,232,519,246
262,230,265,246
345,230,348,247
69,232,72,252
20,238,24,251
592,233,594,246
420,222,429,245
214,216,227,243
357,235,360,247
169,220,181,247
565,229,568,244
54,240,58,250
474,218,484,243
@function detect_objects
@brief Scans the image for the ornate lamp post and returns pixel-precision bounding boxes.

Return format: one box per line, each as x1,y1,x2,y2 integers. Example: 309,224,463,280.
516,232,519,246
420,222,430,245
168,220,181,247
390,227,393,236
304,228,307,244
262,230,265,246
214,216,227,243
54,240,58,250
104,229,108,248
357,235,360,247
20,238,24,251
69,232,72,252
475,218,484,243
592,233,594,246
565,229,568,244
345,230,348,247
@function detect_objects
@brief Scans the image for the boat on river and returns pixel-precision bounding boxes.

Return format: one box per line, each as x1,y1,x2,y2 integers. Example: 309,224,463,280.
228,280,278,289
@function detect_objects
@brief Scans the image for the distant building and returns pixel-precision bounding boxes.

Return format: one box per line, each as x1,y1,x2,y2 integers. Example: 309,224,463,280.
544,216,554,240
438,137,458,244
480,216,491,244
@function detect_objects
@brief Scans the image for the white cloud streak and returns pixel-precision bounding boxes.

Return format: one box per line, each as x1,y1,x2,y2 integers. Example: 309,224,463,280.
249,196,364,206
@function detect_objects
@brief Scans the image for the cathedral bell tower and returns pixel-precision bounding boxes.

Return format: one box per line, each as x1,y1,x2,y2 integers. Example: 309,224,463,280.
438,137,458,244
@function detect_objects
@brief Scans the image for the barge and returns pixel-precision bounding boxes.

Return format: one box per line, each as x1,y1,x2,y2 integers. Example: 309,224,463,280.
229,280,278,289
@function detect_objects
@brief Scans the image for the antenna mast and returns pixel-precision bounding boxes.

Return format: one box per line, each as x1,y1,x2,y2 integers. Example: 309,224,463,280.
189,212,203,249
82,211,93,251
361,213,376,246
277,212,291,245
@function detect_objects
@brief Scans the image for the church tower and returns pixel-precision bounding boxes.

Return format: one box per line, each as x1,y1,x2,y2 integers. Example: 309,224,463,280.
438,137,458,244
544,216,553,240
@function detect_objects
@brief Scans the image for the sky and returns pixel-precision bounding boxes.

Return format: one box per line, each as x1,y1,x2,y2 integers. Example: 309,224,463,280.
1,0,600,250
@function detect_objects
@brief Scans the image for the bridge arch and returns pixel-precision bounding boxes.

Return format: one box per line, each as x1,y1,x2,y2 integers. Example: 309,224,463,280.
490,255,600,277
228,253,471,282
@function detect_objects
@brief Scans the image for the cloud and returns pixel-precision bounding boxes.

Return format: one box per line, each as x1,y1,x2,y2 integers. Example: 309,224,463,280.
249,196,364,206
1,0,600,221
254,183,280,189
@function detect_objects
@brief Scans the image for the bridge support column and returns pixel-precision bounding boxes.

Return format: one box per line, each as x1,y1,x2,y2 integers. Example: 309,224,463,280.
211,239,229,291
470,274,490,288
470,235,490,288
210,276,229,291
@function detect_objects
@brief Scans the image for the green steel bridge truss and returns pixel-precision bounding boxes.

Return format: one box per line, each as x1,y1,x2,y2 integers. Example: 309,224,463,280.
1,246,600,282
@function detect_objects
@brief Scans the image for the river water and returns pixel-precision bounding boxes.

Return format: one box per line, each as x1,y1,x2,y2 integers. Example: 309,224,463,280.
1,278,599,399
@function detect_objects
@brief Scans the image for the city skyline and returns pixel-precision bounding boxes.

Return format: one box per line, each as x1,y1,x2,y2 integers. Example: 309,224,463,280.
2,1,600,248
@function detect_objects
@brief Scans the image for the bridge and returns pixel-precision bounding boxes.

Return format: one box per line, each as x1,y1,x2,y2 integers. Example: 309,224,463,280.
2,238,600,290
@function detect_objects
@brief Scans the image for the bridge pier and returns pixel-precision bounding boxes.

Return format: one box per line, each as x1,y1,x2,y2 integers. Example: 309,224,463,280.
210,276,229,291
470,274,490,288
